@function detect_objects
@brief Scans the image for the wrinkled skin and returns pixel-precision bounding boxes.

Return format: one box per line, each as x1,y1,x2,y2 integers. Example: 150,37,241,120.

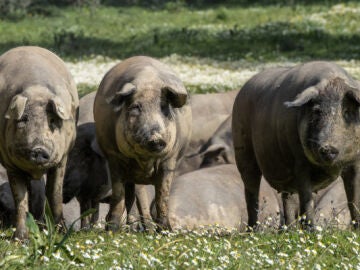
94,56,191,232
0,46,78,239
232,61,360,229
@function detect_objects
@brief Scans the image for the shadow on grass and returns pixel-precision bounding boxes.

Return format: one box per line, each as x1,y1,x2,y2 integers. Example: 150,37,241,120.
18,21,360,61
101,0,357,8
0,21,359,61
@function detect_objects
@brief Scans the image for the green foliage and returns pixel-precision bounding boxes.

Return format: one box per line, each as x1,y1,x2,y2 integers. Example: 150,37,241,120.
1,226,360,269
77,83,97,97
0,3,359,62
0,201,95,268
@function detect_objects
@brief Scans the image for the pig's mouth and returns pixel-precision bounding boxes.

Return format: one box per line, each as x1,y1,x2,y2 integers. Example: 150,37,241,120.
10,144,56,170
306,139,339,166
131,135,168,156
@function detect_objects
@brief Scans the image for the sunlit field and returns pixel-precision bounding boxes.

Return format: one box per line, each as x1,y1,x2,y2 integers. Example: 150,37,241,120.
1,1,360,269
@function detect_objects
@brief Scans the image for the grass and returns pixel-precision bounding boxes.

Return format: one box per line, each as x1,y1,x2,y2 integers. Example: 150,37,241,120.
0,2,360,62
2,1,360,269
1,224,360,269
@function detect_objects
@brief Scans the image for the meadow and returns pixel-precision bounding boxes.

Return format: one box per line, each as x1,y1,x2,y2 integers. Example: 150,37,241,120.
1,1,360,269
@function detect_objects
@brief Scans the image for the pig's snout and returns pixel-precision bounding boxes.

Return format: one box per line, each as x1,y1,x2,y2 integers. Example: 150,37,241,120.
147,138,167,152
319,145,339,162
140,124,167,153
30,147,50,164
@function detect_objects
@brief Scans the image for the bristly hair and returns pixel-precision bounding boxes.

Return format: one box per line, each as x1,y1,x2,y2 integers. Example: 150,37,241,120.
319,77,348,101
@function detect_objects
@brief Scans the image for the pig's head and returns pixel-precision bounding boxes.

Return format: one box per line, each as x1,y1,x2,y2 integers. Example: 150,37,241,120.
4,85,75,179
106,69,188,160
285,77,360,167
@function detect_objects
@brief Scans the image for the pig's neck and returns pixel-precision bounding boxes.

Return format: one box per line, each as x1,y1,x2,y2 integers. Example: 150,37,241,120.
135,157,161,178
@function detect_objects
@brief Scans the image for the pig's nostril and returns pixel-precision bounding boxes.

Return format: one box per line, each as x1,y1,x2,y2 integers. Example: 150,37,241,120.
319,145,339,162
147,139,166,152
30,148,50,164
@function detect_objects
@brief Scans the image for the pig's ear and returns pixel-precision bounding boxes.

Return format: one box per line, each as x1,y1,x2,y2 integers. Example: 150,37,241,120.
5,95,28,120
284,86,319,108
49,96,71,120
163,85,188,108
201,144,226,158
106,82,136,112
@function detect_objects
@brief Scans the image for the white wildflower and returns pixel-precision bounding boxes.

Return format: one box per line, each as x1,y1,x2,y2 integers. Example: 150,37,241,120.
52,251,64,261
277,252,289,258
85,239,94,245
82,252,91,259
41,256,49,262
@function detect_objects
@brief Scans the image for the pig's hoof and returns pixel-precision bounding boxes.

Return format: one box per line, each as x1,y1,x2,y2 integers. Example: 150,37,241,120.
13,228,29,241
144,221,157,234
105,222,120,232
155,217,170,232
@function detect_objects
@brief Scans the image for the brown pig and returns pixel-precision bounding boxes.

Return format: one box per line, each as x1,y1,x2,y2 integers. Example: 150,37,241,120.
168,164,281,230
0,46,79,239
64,91,154,230
178,90,237,174
232,61,360,229
94,56,192,231
0,164,45,227
189,115,234,169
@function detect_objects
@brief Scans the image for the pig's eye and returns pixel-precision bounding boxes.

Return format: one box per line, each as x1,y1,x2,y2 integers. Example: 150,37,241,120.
128,104,141,117
343,107,359,123
343,97,360,124
48,114,61,130
161,101,171,118
312,104,321,114
16,115,28,128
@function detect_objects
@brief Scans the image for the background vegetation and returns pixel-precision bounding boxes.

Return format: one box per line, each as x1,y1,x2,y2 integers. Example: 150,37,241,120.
1,0,359,62
1,1,360,269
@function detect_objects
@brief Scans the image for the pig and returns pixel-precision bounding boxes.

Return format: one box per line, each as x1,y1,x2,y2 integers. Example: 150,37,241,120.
314,178,351,229
62,198,109,231
0,46,79,239
178,90,237,174
63,122,109,229
189,113,350,229
188,115,234,169
63,91,110,229
189,90,237,148
232,61,360,229
167,164,281,231
93,56,192,231
277,178,351,229
64,92,155,230
0,164,45,227
77,91,96,125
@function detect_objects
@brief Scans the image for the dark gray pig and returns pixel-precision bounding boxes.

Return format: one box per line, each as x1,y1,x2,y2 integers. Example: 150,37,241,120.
63,122,109,229
94,56,192,231
232,61,360,229
0,46,79,239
